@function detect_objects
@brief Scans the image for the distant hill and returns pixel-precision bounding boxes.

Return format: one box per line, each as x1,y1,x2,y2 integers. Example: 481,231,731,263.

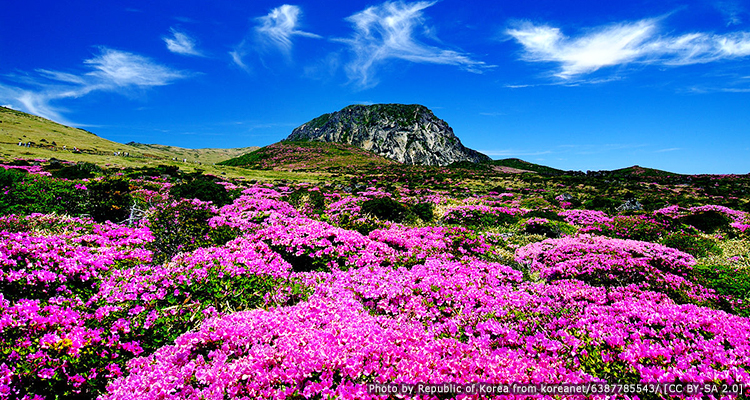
0,106,143,156
125,142,258,165
286,104,490,166
607,165,682,178
0,106,257,167
219,141,395,171
490,158,565,175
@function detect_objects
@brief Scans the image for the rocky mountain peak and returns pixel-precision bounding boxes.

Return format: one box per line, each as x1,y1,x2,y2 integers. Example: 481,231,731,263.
285,104,490,166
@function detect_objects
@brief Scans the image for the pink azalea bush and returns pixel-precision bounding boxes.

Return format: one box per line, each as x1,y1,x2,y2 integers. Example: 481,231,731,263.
558,209,613,227
515,235,724,308
248,216,397,271
103,258,750,400
3,175,750,400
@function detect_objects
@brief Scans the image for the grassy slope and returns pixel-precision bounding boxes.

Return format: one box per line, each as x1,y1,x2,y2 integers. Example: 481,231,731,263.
220,141,396,171
609,165,682,177
0,107,330,180
490,158,565,175
125,143,259,165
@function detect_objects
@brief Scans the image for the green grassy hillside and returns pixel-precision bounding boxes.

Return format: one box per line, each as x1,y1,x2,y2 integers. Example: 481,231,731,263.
0,106,281,179
220,141,395,171
609,165,682,178
490,158,565,175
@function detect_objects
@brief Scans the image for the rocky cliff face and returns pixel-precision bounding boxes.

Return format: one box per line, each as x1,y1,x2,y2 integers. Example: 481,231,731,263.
285,104,490,166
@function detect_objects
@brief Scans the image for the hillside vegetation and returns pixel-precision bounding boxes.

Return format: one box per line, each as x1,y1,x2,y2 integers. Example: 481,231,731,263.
219,141,395,171
490,158,565,175
0,106,265,179
2,151,750,399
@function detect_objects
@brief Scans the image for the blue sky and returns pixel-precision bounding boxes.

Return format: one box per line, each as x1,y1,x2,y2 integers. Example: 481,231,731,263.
1,0,749,173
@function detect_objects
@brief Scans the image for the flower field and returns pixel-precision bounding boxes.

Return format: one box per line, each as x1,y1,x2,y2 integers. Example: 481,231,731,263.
2,160,750,399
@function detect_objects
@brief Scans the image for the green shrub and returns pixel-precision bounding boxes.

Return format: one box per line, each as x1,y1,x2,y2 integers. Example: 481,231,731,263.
519,218,577,239
285,189,325,213
334,213,389,236
583,197,620,212
0,167,26,188
171,178,231,206
593,215,668,242
519,197,551,209
660,233,722,258
691,264,750,317
411,202,434,222
49,162,102,179
679,211,732,233
442,207,520,227
361,197,413,223
147,200,240,264
524,209,565,222
0,173,87,217
86,178,132,223
125,164,182,179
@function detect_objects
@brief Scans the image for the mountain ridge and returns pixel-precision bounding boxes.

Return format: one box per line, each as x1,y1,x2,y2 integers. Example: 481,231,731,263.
2,105,694,177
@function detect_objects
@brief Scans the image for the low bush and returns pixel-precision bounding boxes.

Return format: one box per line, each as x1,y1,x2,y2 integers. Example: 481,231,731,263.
587,215,668,242
679,210,732,233
86,178,132,223
0,172,88,216
441,205,523,227
284,189,325,213
524,209,565,222
410,202,434,222
660,232,722,258
583,196,620,212
361,197,413,223
49,162,102,179
519,197,551,209
691,264,750,316
519,218,576,238
147,199,240,264
171,178,231,206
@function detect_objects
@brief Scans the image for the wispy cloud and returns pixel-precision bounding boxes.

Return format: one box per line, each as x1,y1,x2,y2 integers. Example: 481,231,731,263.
256,4,320,54
504,84,535,88
507,17,750,79
339,1,490,88
507,19,659,79
163,28,204,57
715,1,745,26
231,4,320,70
0,48,187,124
656,147,682,152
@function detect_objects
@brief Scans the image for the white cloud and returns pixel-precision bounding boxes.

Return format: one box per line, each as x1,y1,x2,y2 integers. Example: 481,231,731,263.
256,4,320,54
84,48,187,87
163,28,204,57
231,4,320,69
507,18,750,79
507,19,658,78
0,48,187,123
339,1,489,88
229,49,251,72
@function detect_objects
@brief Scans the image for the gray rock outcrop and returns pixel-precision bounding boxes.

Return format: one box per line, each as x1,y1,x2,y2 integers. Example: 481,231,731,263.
285,104,490,166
